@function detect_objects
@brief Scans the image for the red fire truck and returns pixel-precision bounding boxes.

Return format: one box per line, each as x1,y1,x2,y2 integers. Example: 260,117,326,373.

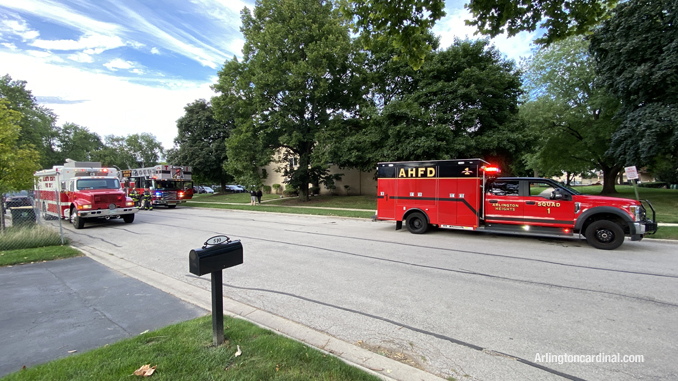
122,165,193,208
35,160,137,229
376,158,657,250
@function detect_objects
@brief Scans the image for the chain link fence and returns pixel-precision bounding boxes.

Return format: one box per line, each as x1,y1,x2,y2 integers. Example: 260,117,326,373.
1,188,67,251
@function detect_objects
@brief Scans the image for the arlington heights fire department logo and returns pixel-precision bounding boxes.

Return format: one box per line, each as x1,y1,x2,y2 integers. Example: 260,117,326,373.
462,167,473,175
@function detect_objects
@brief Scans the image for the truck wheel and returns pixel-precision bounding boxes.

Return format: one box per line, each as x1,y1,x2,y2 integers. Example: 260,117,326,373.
168,205,177,209
70,207,85,229
123,214,134,223
406,212,429,234
585,220,624,250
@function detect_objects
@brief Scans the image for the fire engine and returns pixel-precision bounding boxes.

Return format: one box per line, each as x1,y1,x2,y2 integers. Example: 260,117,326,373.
34,160,137,229
376,159,658,250
122,165,193,208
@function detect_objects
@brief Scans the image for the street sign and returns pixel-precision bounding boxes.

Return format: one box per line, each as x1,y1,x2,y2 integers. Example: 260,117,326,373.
625,166,639,180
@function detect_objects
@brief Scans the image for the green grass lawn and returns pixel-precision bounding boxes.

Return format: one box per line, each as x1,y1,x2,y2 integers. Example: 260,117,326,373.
649,226,678,240
3,315,380,381
0,246,81,267
185,202,375,219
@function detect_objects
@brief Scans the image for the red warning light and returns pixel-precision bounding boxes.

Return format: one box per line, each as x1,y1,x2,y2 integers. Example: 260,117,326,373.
483,166,501,173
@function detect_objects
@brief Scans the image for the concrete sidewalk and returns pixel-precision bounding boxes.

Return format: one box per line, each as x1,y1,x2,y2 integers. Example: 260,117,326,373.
0,256,206,378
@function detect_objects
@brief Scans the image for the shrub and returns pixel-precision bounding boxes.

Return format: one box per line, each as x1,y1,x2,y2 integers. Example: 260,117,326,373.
310,186,320,195
263,185,272,194
272,184,282,194
283,184,298,197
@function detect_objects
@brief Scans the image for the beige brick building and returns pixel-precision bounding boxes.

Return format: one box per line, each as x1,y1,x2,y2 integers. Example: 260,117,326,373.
261,152,377,195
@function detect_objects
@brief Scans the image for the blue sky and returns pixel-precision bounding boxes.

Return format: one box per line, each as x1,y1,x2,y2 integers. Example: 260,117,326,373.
0,0,538,150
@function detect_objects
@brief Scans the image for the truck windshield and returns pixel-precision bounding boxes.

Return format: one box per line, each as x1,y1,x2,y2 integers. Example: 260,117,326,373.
154,180,183,190
76,178,121,190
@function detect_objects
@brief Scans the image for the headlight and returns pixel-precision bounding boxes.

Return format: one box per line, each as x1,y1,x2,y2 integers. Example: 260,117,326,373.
629,206,641,221
126,201,135,207
78,204,92,210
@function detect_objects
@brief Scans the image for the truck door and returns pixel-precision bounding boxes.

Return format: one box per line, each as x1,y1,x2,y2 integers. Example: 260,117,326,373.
484,179,524,225
522,180,575,228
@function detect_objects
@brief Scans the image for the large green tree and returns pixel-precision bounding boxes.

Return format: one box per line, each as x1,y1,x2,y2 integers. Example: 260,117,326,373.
52,123,104,163
343,0,618,69
213,0,365,200
0,100,41,230
166,99,231,189
124,133,164,167
325,38,527,172
521,36,622,193
589,0,678,171
89,135,138,169
0,74,58,168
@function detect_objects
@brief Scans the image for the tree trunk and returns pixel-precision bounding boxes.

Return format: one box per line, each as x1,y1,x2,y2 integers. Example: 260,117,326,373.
298,151,310,202
601,165,622,194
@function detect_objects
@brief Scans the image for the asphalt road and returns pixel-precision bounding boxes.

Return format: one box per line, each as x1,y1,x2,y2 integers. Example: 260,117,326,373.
51,207,678,381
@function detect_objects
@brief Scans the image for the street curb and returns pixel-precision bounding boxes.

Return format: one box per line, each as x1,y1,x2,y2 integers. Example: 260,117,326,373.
75,245,444,381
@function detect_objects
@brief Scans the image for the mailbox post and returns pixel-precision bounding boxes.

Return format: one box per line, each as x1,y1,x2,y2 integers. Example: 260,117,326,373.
189,235,243,346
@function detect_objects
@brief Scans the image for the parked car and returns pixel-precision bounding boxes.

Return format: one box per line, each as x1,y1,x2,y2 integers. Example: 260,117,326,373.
3,195,33,212
225,185,244,193
201,186,215,194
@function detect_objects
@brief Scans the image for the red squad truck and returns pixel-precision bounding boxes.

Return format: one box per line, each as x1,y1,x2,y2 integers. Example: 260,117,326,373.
35,160,137,229
376,158,658,250
122,165,193,209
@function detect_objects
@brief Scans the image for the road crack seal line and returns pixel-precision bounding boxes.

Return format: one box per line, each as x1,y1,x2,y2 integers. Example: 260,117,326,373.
236,235,678,308
187,274,586,381
292,230,678,279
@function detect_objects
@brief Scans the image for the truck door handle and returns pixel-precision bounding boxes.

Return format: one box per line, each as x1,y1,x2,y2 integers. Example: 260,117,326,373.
526,201,536,205
489,200,498,204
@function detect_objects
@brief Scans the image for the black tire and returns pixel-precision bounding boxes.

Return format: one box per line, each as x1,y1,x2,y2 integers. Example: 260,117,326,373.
406,212,429,234
585,220,624,250
71,207,85,229
168,205,177,209
123,214,134,223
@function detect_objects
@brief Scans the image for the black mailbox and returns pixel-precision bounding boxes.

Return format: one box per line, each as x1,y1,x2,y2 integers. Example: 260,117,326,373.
189,239,243,276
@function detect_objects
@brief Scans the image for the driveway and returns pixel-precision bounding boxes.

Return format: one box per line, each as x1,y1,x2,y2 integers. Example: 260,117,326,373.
0,256,206,377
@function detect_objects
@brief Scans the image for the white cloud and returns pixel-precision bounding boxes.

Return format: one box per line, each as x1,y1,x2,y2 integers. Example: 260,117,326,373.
104,58,134,71
0,17,40,40
26,49,65,62
0,0,121,36
433,8,537,62
0,50,214,149
1,42,17,50
31,33,125,52
150,47,159,54
67,52,93,63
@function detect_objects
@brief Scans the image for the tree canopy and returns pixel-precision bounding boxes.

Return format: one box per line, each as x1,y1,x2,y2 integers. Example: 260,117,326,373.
589,0,678,169
213,0,365,199
166,99,231,188
325,38,527,173
0,100,41,195
0,74,57,168
342,0,619,69
521,36,622,193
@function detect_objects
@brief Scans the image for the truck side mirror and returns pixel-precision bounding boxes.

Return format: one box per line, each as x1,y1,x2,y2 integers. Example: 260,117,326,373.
61,181,66,190
552,189,571,201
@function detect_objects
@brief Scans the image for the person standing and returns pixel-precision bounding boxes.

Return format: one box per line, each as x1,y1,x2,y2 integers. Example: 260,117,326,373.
130,189,140,207
250,190,256,206
256,189,263,204
143,189,153,211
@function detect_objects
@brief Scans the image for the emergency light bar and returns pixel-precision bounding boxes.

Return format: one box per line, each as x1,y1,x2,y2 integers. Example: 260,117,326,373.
482,166,501,174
